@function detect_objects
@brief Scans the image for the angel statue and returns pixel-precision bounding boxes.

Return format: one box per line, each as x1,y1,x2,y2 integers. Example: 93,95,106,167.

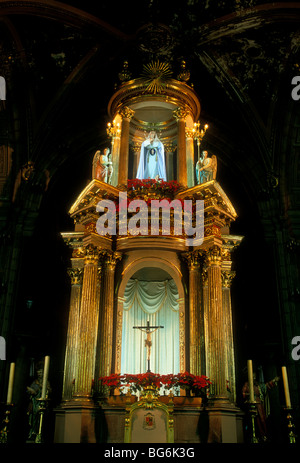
136,130,167,181
92,147,113,184
196,150,217,184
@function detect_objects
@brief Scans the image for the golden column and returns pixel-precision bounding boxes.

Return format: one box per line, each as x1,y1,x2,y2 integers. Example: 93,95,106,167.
173,107,188,187
98,252,121,380
221,268,236,403
118,106,134,185
62,265,83,401
131,141,141,179
164,141,175,181
185,127,195,188
185,251,203,375
205,245,228,399
73,245,100,400
107,118,121,187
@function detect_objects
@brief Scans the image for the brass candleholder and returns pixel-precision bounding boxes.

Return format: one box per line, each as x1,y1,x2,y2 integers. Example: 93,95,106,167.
35,398,49,443
284,407,297,444
248,401,259,443
0,403,13,444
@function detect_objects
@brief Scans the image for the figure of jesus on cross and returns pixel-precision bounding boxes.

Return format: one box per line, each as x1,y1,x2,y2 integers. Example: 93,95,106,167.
133,320,164,373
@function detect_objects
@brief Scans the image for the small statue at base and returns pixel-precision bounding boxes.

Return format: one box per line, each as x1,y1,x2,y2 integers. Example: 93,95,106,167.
93,147,113,184
26,361,51,441
196,150,217,184
242,366,280,442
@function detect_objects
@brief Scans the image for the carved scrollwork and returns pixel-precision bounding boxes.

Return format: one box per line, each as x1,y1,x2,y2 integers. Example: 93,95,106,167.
221,270,236,288
119,106,135,120
206,245,222,266
67,268,83,285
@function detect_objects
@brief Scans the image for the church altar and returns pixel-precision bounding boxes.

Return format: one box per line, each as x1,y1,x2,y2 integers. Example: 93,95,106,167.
53,58,245,443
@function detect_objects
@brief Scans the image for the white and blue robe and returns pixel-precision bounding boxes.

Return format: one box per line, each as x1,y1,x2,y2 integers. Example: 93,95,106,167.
136,139,167,181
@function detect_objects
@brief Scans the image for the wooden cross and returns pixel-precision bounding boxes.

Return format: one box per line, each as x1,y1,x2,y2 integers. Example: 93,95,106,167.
133,320,164,372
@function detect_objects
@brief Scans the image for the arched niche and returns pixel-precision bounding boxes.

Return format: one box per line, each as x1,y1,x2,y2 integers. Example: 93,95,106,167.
114,254,186,375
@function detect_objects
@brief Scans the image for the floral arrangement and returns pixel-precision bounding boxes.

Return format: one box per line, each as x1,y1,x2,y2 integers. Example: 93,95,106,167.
127,179,182,197
114,195,190,213
99,371,211,396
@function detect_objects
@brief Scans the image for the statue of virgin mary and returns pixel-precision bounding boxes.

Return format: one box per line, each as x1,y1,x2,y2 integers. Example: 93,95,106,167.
136,131,167,181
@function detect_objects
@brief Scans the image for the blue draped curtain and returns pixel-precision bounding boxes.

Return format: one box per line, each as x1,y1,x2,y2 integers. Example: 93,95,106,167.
121,279,180,375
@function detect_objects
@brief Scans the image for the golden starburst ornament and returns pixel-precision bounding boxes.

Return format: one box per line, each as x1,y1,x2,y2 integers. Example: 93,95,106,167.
141,61,173,94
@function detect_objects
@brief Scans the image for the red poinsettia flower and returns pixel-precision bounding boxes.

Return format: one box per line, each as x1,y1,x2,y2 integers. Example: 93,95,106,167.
98,371,211,395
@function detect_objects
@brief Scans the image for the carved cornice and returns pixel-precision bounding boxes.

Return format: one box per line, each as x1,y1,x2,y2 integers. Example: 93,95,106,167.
107,77,200,121
68,179,120,219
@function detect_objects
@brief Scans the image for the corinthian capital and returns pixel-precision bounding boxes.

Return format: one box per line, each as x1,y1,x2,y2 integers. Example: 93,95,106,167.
119,106,135,120
173,107,188,121
104,251,122,269
83,244,100,264
206,245,222,266
183,251,202,270
221,270,236,288
67,267,83,285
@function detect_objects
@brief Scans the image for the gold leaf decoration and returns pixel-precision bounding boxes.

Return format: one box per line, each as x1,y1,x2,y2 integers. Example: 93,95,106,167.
141,61,172,94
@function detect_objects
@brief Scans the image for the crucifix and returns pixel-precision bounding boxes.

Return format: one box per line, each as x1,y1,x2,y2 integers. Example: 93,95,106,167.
133,320,164,373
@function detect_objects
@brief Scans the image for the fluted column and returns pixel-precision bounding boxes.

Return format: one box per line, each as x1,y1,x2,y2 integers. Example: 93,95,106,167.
186,251,203,375
131,141,140,178
222,269,236,403
118,107,134,185
98,252,121,380
110,130,121,187
164,141,174,181
173,107,188,187
185,127,195,188
206,245,228,399
62,266,83,401
73,245,100,400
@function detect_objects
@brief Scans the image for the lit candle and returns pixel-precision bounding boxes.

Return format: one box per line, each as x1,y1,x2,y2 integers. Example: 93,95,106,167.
41,356,50,399
281,366,292,408
247,360,255,402
7,362,15,404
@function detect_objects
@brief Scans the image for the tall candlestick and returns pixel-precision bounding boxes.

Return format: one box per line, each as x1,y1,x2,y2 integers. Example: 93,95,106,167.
6,362,15,404
41,356,50,399
247,359,255,402
282,366,292,408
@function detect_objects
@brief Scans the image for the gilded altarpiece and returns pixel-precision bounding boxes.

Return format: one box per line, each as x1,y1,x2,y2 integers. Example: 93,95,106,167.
54,73,244,444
